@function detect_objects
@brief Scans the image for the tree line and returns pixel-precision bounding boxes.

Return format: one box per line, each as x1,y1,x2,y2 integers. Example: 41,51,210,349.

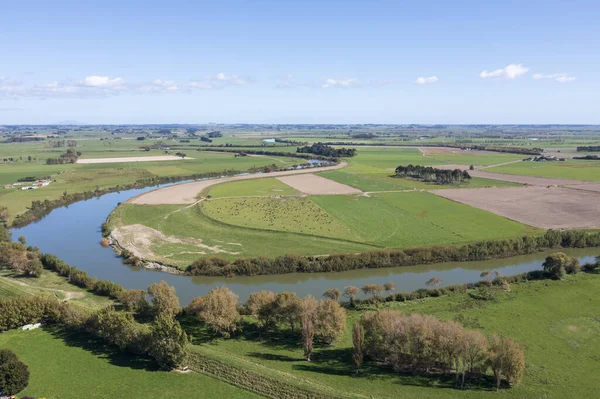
186,230,600,277
576,146,600,152
395,164,471,185
359,310,525,390
297,143,357,157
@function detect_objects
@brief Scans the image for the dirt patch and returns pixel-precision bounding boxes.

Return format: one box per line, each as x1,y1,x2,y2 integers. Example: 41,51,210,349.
433,186,600,229
111,224,239,258
276,174,362,195
77,155,193,164
132,162,348,205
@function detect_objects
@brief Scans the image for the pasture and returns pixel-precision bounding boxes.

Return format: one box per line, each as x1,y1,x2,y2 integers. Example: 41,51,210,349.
112,190,536,265
0,328,257,399
207,177,299,197
487,159,600,181
183,273,600,399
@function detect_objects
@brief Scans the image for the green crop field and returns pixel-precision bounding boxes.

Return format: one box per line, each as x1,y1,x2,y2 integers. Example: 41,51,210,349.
487,160,600,181
0,328,257,399
207,177,300,198
183,273,600,399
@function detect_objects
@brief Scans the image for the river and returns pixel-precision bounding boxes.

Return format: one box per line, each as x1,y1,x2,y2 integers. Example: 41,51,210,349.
11,182,599,305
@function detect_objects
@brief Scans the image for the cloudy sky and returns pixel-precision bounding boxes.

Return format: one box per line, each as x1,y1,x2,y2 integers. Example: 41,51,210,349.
0,0,598,124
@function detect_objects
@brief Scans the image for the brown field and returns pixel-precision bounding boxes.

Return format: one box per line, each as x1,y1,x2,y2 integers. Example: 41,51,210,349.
132,162,348,204
77,155,193,164
276,174,363,195
433,186,600,229
418,147,462,154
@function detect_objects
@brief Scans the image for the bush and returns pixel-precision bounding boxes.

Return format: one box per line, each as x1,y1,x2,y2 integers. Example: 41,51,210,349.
0,351,29,396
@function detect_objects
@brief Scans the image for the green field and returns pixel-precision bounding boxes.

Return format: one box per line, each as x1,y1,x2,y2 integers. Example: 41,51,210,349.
0,269,112,310
317,147,522,192
0,328,257,399
181,273,600,399
487,159,600,181
207,177,299,198
112,190,536,266
111,203,377,266
0,147,298,220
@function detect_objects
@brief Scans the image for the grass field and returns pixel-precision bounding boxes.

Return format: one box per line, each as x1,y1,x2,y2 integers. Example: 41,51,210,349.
182,273,600,399
207,177,300,197
111,203,377,266
487,159,600,181
0,328,257,399
0,268,113,310
112,190,536,265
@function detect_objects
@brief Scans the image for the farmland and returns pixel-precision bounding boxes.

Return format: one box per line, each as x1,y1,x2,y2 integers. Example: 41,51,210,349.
182,273,600,399
487,159,600,181
111,189,536,266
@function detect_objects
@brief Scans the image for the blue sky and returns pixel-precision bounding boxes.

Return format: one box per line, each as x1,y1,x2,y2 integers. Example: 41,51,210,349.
1,0,598,124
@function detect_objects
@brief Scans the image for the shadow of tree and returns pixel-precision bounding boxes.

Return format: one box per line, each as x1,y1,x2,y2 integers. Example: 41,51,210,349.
247,352,298,362
46,325,160,372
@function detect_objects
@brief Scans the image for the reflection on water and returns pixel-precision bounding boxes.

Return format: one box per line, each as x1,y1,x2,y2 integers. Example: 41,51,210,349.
11,182,599,305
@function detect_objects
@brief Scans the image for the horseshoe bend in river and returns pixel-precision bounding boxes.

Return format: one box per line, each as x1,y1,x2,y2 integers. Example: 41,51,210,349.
11,166,599,305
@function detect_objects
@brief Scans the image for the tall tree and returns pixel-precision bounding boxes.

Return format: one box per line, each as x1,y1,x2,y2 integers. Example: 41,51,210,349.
196,286,240,338
300,296,318,361
148,314,190,370
148,281,181,318
352,322,365,375
343,285,360,308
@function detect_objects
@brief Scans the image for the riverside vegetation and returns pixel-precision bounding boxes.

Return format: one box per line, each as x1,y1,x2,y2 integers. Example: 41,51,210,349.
2,215,600,397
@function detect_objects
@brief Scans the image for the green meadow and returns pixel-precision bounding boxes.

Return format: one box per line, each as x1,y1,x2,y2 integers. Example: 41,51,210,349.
488,159,600,181
185,273,600,399
112,190,536,266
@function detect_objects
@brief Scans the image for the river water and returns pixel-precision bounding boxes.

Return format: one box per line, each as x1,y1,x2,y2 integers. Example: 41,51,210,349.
11,182,599,305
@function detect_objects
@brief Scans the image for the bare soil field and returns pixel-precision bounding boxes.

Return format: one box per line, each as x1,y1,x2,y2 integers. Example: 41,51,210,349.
276,174,363,195
433,186,600,229
77,155,193,164
132,162,348,204
434,164,591,186
418,147,462,154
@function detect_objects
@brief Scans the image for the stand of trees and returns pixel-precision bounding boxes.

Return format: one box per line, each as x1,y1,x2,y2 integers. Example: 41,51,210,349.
395,165,471,184
463,145,542,156
45,148,81,164
187,230,600,277
573,155,600,160
360,310,525,390
0,241,43,277
297,143,356,157
576,146,600,152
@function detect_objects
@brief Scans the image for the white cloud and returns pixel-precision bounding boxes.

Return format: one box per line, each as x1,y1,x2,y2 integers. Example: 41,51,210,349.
80,76,126,87
0,73,251,98
321,78,358,88
213,72,247,85
532,72,576,83
415,76,439,85
480,64,529,79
